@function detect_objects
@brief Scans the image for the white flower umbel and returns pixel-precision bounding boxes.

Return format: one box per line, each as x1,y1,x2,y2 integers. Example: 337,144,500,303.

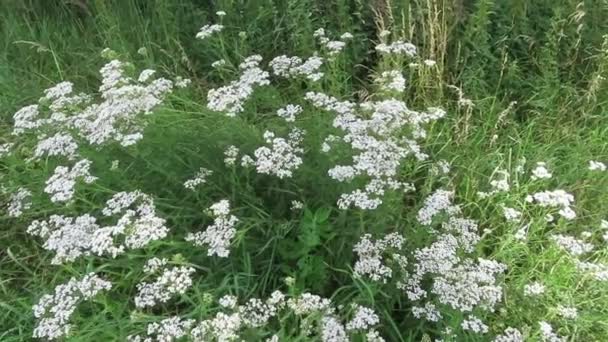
269,55,324,81
7,187,32,217
551,234,594,256
376,70,406,93
196,24,224,40
576,261,608,281
461,315,489,334
531,162,552,180
276,104,303,122
184,167,213,190
224,145,240,166
128,316,195,342
346,305,380,331
539,321,566,342
556,305,578,319
526,189,576,220
134,264,195,308
353,233,405,282
523,282,545,296
33,133,79,160
412,302,442,322
375,40,417,56
186,200,239,257
503,206,522,223
207,55,270,116
44,159,97,203
417,189,457,225
253,128,304,179
306,89,442,210
33,273,111,340
588,160,606,171
493,327,523,342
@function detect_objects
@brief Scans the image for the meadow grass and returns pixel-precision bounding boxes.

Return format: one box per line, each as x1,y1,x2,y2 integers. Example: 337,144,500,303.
1,0,608,341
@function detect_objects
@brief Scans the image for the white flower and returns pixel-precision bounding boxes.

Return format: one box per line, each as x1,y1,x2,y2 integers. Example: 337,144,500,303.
539,321,566,342
219,295,238,309
216,11,226,16
376,70,406,92
417,189,456,225
276,104,303,122
524,282,545,296
503,207,522,223
531,162,552,180
345,305,379,331
557,305,578,319
493,327,523,342
7,187,32,217
340,32,353,40
253,128,304,179
461,316,489,334
196,24,224,40
186,200,239,257
212,59,226,68
588,160,606,171
353,233,405,282
224,145,239,166
33,273,112,340
44,159,97,203
269,55,324,81
375,40,417,56
423,59,436,67
184,167,213,190
128,316,195,342
34,133,79,160
290,200,303,210
207,55,270,116
143,257,168,274
551,234,593,256
134,265,196,308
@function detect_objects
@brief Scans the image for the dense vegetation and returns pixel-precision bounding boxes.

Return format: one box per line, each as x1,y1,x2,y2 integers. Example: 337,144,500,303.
1,1,608,341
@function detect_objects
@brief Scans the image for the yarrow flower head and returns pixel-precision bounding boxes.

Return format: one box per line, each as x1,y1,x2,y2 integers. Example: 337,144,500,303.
33,273,112,340
134,263,196,308
196,24,224,40
253,128,304,179
7,187,32,217
186,199,239,257
184,167,213,190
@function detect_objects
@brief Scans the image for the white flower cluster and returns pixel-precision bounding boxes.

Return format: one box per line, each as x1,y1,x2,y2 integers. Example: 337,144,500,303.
253,128,304,179
129,291,384,342
186,199,239,257
539,321,565,342
556,305,578,319
531,162,552,180
128,316,195,342
551,234,594,256
502,206,522,223
44,159,97,202
375,39,417,56
588,160,606,171
196,24,224,40
376,70,406,93
416,189,457,225
207,55,270,116
405,192,505,331
461,315,489,334
7,187,32,217
493,327,523,342
477,169,510,198
224,145,239,166
269,55,324,81
0,142,13,157
27,191,168,264
134,263,195,308
526,189,576,220
306,90,441,210
276,104,303,122
523,282,546,296
33,273,112,340
33,133,79,160
184,167,213,190
576,261,608,281
313,28,351,56
353,233,406,282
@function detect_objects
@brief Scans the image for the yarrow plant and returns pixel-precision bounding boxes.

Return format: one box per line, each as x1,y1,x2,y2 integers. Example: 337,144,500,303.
3,13,607,342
